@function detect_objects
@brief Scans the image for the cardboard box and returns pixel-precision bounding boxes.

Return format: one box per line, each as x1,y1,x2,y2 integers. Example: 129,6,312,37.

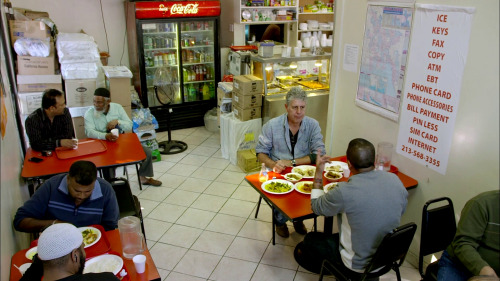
17,74,62,92
17,48,56,75
122,105,132,119
9,20,51,46
237,149,260,172
65,79,97,107
102,66,133,108
17,91,43,115
217,87,232,105
72,116,86,139
233,105,262,121
232,90,262,109
233,75,264,95
24,11,50,20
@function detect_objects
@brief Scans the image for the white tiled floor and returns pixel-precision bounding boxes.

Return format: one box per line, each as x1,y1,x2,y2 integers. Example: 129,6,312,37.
122,126,422,281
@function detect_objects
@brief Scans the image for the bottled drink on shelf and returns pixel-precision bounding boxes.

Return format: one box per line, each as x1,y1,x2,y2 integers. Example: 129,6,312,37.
202,83,210,100
188,84,197,101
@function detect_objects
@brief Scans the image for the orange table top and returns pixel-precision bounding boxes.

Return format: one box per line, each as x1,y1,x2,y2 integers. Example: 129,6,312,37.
245,156,418,220
10,229,161,281
21,133,146,179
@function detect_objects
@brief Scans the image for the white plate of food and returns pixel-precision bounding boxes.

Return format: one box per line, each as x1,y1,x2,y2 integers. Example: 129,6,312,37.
323,182,338,193
283,172,303,183
83,254,123,275
295,181,314,194
291,165,316,178
325,161,348,172
261,179,294,195
25,246,37,260
78,226,101,248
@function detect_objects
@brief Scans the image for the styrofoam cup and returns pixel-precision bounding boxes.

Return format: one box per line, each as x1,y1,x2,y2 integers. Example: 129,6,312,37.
111,128,119,137
132,254,146,274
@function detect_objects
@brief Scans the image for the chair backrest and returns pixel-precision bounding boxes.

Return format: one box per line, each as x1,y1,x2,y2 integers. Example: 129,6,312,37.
109,177,138,217
365,222,418,275
419,197,456,277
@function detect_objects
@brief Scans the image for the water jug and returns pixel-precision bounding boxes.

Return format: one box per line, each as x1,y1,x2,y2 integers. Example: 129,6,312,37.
118,216,145,259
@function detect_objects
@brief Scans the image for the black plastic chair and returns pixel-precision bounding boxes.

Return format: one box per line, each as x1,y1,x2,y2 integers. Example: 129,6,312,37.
109,177,146,240
319,222,417,281
419,197,456,281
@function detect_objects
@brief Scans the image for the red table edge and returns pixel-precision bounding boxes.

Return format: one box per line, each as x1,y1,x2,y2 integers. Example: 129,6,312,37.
21,133,146,179
10,229,161,281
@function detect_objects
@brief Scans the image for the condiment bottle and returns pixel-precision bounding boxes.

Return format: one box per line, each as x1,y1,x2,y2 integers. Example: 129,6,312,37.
259,163,268,182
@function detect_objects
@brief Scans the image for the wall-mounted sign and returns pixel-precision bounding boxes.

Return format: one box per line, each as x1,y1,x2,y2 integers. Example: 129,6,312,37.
396,4,475,174
135,1,221,19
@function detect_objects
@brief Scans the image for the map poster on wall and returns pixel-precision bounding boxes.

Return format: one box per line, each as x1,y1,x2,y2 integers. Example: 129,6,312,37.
355,4,413,121
396,4,475,175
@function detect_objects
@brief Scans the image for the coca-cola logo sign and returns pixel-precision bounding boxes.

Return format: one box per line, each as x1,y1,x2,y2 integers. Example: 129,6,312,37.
158,4,168,13
170,4,199,15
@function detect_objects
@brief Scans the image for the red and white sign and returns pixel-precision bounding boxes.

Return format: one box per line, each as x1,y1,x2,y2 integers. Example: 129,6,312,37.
135,1,221,19
396,4,475,174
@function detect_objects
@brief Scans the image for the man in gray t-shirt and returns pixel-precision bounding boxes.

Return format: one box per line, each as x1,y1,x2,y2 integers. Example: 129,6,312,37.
296,138,408,273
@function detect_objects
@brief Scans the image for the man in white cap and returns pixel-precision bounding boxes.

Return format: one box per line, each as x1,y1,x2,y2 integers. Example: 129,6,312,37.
21,223,119,281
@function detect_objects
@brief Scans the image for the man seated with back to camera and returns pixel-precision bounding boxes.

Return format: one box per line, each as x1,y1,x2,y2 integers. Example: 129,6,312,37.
14,160,119,232
294,138,408,274
20,223,120,281
437,190,499,281
25,88,77,151
255,86,325,238
84,88,161,186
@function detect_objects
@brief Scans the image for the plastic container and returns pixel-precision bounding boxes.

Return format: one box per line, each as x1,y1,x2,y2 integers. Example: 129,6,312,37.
258,42,274,58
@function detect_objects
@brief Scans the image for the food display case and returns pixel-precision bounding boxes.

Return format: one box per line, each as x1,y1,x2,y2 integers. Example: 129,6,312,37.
250,53,331,134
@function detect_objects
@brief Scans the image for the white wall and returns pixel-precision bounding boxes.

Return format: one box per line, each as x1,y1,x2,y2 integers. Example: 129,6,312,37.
0,42,31,280
327,0,499,266
11,0,129,66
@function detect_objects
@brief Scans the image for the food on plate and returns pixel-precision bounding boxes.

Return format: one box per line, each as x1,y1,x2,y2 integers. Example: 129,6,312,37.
264,181,292,193
81,228,98,246
324,182,338,192
25,247,37,260
292,166,316,177
325,164,343,172
284,172,303,182
83,255,123,274
325,171,342,182
296,181,314,194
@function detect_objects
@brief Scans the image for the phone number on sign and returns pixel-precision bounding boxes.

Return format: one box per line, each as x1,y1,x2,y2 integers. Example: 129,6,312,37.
401,145,440,167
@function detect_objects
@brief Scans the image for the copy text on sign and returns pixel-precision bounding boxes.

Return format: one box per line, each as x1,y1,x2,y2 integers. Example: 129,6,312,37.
396,4,475,174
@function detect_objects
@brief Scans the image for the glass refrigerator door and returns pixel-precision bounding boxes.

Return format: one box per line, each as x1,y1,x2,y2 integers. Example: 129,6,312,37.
180,20,216,102
141,22,181,107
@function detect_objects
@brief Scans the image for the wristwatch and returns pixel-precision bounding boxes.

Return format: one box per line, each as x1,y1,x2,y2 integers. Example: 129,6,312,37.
291,159,296,167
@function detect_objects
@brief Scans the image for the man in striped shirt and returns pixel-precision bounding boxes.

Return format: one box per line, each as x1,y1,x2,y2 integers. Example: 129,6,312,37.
14,160,120,232
25,89,78,151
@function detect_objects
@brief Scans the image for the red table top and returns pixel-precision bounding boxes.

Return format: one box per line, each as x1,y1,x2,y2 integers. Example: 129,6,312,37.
21,133,146,179
9,229,161,281
245,156,418,220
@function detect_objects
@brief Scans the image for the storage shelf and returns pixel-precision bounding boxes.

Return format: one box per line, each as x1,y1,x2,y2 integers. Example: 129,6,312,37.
242,6,297,9
180,44,215,49
298,28,333,32
241,20,297,24
182,62,215,66
184,80,215,84
299,12,334,15
145,47,178,51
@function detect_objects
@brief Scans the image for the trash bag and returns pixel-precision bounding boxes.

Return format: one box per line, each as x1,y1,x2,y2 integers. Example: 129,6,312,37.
204,108,219,133
132,108,159,132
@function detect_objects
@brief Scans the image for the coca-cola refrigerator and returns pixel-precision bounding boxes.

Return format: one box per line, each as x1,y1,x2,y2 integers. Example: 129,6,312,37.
126,1,221,130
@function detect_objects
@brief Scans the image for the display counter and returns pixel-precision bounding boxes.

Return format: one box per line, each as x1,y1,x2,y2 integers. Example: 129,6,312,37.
249,53,331,135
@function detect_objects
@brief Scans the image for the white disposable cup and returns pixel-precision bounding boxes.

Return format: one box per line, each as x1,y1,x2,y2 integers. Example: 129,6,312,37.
111,128,119,137
132,254,146,274
72,138,78,149
293,47,301,57
343,168,350,178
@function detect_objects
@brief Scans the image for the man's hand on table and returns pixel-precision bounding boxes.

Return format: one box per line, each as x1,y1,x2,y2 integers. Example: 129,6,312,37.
313,149,331,189
60,139,78,149
105,133,119,142
106,119,119,131
273,159,292,173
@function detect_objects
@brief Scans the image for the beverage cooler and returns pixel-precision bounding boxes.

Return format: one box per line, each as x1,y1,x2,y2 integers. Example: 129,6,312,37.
126,1,221,130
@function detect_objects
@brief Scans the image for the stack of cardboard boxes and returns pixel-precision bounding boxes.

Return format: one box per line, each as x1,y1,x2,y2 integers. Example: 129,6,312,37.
232,75,263,121
11,13,62,123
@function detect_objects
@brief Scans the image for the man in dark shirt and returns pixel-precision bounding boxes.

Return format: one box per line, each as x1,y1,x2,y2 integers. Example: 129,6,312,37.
20,223,119,281
25,89,77,151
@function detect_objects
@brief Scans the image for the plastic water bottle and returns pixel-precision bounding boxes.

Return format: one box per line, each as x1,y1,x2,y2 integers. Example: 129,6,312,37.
259,163,268,182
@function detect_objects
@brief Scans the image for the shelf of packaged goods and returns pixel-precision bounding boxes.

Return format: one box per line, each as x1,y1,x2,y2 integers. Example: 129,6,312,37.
184,80,215,84
298,28,333,32
241,20,296,24
182,62,214,66
143,32,177,35
298,12,334,15
180,45,215,49
180,29,213,33
147,83,180,88
145,47,178,51
243,5,296,9
250,53,330,63
145,65,178,70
